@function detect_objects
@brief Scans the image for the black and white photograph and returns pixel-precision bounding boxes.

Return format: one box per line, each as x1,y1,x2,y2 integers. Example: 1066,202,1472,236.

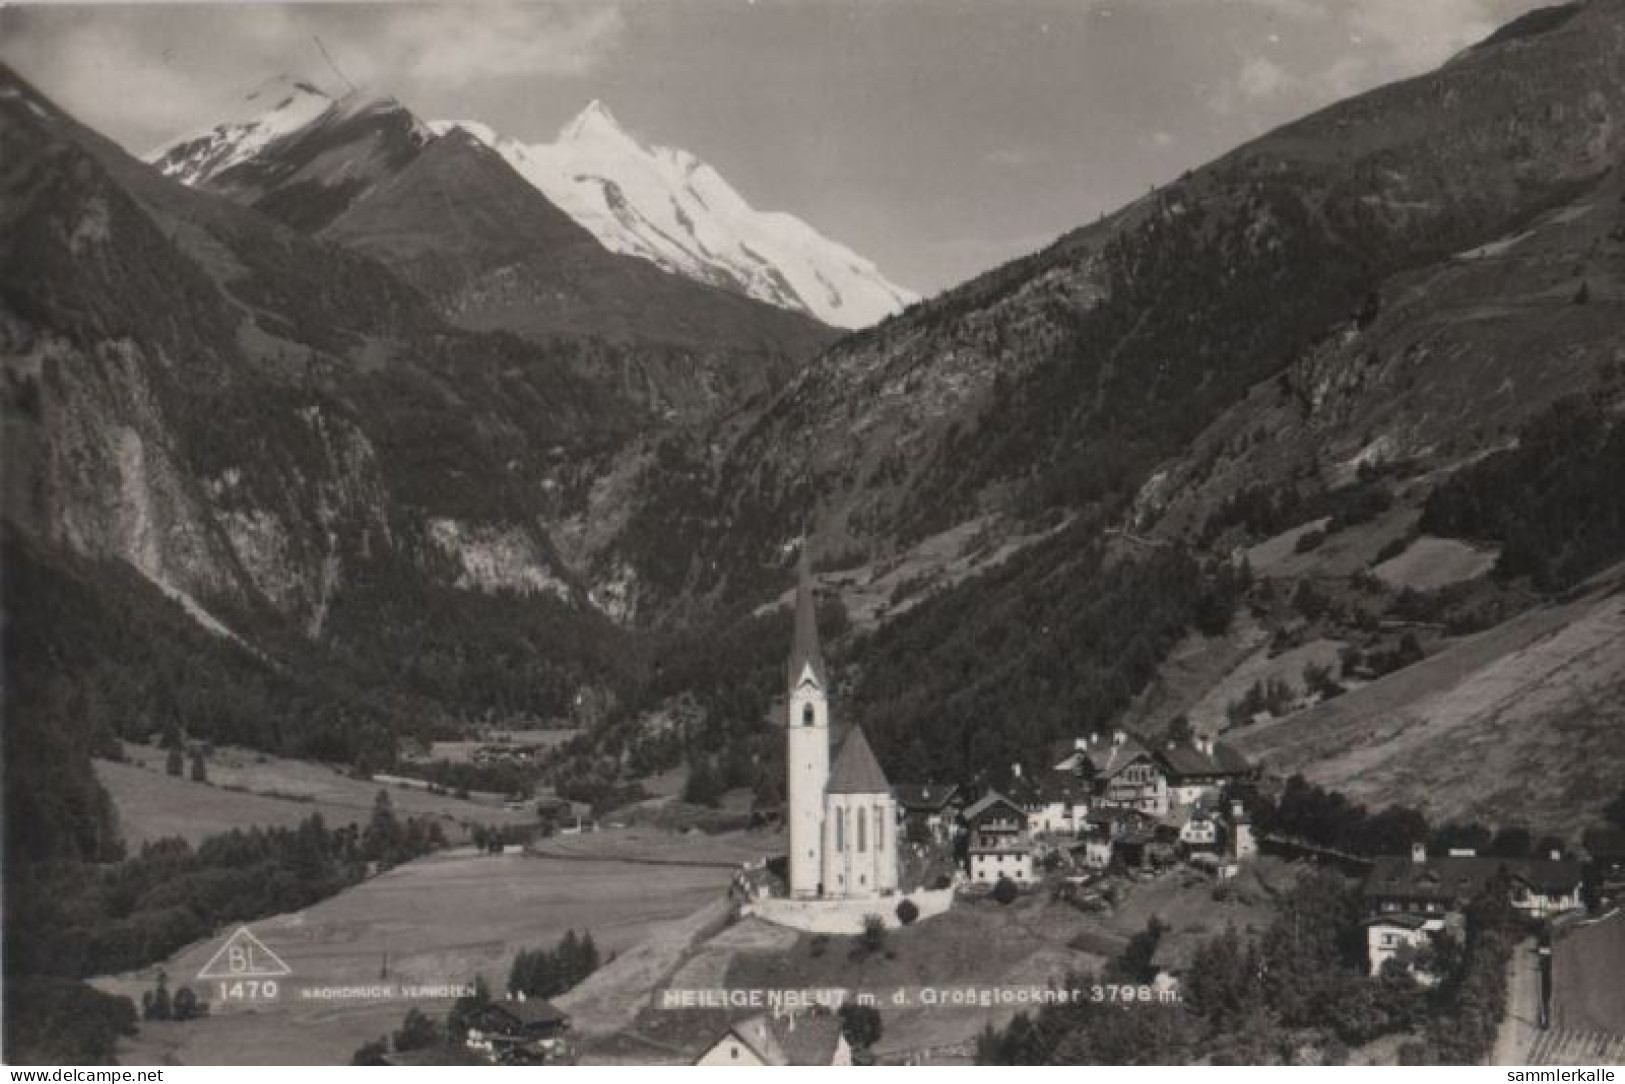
2,0,1624,1069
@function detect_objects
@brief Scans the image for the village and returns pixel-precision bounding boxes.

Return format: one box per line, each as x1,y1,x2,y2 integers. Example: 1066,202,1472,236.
307,567,1622,1068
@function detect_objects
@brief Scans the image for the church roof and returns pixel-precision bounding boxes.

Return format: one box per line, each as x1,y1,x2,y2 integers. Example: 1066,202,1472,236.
787,552,827,689
826,728,891,795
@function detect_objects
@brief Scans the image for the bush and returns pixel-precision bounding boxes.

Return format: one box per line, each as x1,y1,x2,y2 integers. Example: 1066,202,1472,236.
352,1038,390,1066
858,914,887,956
391,1007,441,1052
992,877,1019,905
895,898,920,926
171,986,200,1022
839,1002,883,1051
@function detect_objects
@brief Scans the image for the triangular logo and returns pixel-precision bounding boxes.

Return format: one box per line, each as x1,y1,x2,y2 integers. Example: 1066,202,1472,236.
197,926,292,979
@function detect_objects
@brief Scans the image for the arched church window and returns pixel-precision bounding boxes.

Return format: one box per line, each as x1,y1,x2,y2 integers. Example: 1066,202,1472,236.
802,704,815,727
858,808,867,853
835,808,845,852
875,806,884,851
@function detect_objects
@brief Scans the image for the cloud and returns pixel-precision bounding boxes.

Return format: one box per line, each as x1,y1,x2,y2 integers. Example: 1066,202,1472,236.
0,2,626,150
1236,56,1290,101
376,4,626,87
1201,0,1540,121
985,146,1045,169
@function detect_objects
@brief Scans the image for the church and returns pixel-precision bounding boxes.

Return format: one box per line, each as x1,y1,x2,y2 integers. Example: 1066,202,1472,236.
785,563,899,901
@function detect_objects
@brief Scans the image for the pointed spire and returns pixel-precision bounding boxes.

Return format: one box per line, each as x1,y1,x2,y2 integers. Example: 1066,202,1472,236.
788,548,827,690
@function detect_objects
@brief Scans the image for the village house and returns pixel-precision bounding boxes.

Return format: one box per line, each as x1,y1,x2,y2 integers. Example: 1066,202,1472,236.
893,783,962,845
695,1013,851,1067
1154,735,1254,808
1032,771,1091,836
1068,732,1170,815
1583,826,1625,907
1175,807,1222,855
963,791,1035,885
464,998,571,1064
1363,844,1584,919
1363,912,1456,979
1078,807,1156,870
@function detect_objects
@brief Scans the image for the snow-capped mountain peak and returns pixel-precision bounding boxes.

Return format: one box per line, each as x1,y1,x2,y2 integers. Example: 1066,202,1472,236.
151,74,335,185
431,105,917,328
558,99,631,146
152,81,915,329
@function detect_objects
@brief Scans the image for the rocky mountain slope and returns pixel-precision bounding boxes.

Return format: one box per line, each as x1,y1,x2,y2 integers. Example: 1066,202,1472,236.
571,1,1625,828
433,103,917,329
322,127,832,413
1,62,645,764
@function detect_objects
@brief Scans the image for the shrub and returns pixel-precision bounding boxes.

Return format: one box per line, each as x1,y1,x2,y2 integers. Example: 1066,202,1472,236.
171,986,200,1022
992,877,1019,905
391,1007,441,1052
839,1002,883,1051
351,1038,389,1066
859,914,887,956
895,898,920,926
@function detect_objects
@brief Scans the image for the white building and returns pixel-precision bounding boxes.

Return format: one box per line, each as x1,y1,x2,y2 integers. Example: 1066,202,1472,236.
786,560,899,900
1364,913,1448,978
964,791,1035,885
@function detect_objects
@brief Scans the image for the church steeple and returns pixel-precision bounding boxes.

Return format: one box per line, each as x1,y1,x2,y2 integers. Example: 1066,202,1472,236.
787,550,827,690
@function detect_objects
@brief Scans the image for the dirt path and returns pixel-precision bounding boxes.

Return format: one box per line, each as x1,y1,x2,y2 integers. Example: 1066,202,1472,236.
1492,937,1540,1065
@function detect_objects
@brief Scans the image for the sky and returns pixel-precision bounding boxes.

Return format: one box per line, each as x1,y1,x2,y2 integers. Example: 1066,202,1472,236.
1,0,1549,296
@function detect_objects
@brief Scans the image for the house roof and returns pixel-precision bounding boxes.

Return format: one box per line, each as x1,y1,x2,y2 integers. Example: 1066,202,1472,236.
1006,772,1043,806
787,554,827,691
1077,735,1155,779
1364,856,1583,903
481,999,569,1029
893,783,959,812
826,728,891,795
1038,771,1088,804
720,1013,844,1066
1048,738,1086,771
1155,740,1252,780
963,790,1025,823
1364,913,1433,930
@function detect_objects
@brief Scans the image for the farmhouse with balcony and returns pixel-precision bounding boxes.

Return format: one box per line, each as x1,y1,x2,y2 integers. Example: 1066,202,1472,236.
964,791,1035,884
1363,845,1584,919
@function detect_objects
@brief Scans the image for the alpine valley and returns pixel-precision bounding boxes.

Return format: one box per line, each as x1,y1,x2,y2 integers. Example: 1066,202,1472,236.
5,0,1625,1065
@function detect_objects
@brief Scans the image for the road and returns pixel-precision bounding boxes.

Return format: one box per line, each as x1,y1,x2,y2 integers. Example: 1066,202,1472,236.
1491,937,1541,1065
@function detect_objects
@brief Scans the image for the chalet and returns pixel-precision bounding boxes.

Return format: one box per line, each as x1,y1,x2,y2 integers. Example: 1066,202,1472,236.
1005,766,1086,837
963,791,1034,885
695,1013,851,1067
465,998,571,1064
1584,826,1625,905
1175,808,1221,854
1153,736,1253,808
1070,732,1169,816
1227,800,1257,862
1363,845,1584,918
1076,825,1114,870
1032,771,1091,836
893,783,962,844
1363,913,1452,979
